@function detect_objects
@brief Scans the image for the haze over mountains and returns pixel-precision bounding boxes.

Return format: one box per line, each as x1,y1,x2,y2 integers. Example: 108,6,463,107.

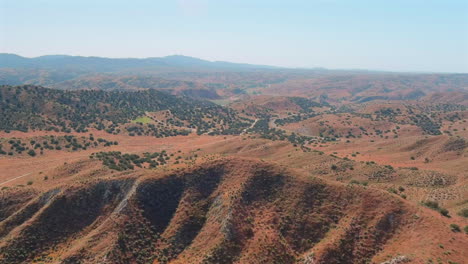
0,53,280,72
1,53,467,103
3,53,467,74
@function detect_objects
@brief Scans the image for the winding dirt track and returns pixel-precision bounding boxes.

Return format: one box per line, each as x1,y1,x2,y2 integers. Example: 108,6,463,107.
0,172,31,186
241,118,258,135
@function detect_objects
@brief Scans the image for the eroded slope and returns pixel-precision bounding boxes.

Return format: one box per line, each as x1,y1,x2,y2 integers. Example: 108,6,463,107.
0,158,466,264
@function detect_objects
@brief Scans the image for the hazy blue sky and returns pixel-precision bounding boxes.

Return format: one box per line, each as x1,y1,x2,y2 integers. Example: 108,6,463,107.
1,0,467,72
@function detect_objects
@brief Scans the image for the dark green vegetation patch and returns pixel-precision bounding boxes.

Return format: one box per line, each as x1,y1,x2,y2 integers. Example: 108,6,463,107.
0,85,251,135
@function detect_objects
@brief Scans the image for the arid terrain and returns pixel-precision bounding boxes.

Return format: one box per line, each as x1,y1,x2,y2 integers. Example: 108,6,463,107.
0,55,467,264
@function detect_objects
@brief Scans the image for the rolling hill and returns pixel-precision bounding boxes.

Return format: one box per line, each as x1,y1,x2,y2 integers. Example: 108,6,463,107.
0,54,467,264
0,158,466,264
0,85,250,135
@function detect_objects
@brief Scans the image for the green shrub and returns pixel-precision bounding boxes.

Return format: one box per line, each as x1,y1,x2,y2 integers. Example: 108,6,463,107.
450,224,460,232
422,201,450,217
440,208,450,217
423,201,439,209
350,180,368,186
457,208,468,218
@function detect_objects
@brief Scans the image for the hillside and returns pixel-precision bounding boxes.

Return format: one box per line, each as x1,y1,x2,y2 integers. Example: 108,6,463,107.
2,0,468,262
257,74,468,103
0,158,466,264
1,54,467,104
0,85,250,135
1,55,467,264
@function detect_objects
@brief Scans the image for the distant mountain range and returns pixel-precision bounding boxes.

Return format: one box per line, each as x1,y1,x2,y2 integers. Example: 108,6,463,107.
0,53,279,72
1,53,467,103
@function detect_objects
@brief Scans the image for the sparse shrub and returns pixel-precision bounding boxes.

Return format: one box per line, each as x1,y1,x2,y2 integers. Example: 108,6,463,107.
457,208,468,218
440,208,450,217
350,180,368,186
421,200,450,217
449,224,460,232
422,200,439,209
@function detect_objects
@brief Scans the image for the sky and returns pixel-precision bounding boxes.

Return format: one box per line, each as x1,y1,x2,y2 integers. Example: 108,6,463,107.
1,0,467,73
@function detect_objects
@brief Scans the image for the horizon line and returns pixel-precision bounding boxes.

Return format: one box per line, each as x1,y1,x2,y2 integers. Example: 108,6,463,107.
1,52,467,75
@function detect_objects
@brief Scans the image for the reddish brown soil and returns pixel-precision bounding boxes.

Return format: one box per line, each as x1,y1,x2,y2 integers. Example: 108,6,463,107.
0,157,466,264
